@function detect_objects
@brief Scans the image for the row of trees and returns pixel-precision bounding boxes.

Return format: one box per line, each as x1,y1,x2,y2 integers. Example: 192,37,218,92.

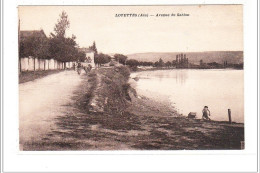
19,31,50,59
19,11,85,64
19,11,175,69
126,58,170,68
93,53,129,67
108,55,168,68
154,58,174,67
110,54,153,67
19,11,163,69
126,58,244,69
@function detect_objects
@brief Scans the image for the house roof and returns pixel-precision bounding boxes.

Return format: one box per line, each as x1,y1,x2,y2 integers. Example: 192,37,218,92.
20,30,47,39
78,47,95,53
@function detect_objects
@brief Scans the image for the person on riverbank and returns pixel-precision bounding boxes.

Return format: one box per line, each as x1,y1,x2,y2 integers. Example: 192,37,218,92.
202,106,211,120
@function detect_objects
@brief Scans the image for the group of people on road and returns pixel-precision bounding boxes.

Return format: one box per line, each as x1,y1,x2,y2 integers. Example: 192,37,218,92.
74,62,92,75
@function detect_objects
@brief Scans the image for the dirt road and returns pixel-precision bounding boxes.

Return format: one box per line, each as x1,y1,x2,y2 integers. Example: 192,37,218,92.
19,70,82,150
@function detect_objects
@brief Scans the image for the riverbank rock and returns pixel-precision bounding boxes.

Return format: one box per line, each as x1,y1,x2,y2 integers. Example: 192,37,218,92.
188,112,197,118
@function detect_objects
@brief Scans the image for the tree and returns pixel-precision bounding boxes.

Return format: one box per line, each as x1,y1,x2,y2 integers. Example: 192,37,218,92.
95,53,111,67
126,59,139,67
114,54,128,65
89,41,99,66
158,58,164,67
172,60,177,67
49,36,79,62
139,61,153,66
54,11,70,38
154,61,159,67
165,61,172,68
77,51,86,62
49,11,79,63
19,31,50,59
89,41,97,54
19,31,50,71
154,58,164,67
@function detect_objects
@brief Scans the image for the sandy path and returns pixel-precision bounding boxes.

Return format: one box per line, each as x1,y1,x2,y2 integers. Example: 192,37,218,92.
19,70,82,148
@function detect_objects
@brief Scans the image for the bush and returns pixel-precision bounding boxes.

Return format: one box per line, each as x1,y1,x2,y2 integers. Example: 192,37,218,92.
109,62,115,66
115,66,130,79
130,66,138,71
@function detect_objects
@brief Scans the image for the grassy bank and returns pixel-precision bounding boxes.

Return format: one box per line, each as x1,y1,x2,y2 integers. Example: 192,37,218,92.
19,70,64,84
22,66,244,150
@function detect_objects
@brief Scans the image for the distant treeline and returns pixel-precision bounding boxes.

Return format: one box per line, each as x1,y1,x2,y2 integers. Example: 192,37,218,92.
121,57,243,70
127,51,244,64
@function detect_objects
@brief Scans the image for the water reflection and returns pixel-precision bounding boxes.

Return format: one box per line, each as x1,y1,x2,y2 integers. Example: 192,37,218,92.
174,70,188,85
137,70,188,84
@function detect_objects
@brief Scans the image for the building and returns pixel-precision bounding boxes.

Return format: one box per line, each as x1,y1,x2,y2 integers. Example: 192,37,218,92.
20,30,47,41
19,30,48,58
78,47,95,68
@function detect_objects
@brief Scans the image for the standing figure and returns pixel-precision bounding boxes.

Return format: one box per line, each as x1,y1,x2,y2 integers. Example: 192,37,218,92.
77,62,82,75
73,62,76,71
202,106,211,120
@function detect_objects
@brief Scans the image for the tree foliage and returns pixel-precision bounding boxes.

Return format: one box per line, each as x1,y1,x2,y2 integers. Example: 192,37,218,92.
89,41,98,54
95,53,111,67
54,11,70,38
49,36,78,62
19,11,87,63
49,12,80,62
126,59,139,67
19,31,50,59
114,54,128,65
77,51,86,62
138,61,154,66
154,58,165,67
165,61,172,67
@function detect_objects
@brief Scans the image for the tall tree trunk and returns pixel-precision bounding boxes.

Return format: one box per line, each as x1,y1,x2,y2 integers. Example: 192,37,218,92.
34,57,36,71
27,58,29,71
38,59,40,70
19,58,22,74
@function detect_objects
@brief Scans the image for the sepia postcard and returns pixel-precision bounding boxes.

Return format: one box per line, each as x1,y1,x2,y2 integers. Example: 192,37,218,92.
1,0,259,171
18,5,245,151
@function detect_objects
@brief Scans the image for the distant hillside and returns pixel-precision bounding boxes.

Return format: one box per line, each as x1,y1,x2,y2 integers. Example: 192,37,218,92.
127,51,243,64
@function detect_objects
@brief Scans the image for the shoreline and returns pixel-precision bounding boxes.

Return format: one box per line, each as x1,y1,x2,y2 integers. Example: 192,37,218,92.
130,75,244,125
130,68,244,124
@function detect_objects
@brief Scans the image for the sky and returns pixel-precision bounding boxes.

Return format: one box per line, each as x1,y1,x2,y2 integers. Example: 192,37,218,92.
19,5,243,54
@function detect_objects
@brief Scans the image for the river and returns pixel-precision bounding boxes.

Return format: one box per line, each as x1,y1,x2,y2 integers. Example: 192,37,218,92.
131,69,244,123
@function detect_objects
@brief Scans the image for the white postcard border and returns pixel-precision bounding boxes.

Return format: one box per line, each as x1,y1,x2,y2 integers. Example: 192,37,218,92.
1,0,258,172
